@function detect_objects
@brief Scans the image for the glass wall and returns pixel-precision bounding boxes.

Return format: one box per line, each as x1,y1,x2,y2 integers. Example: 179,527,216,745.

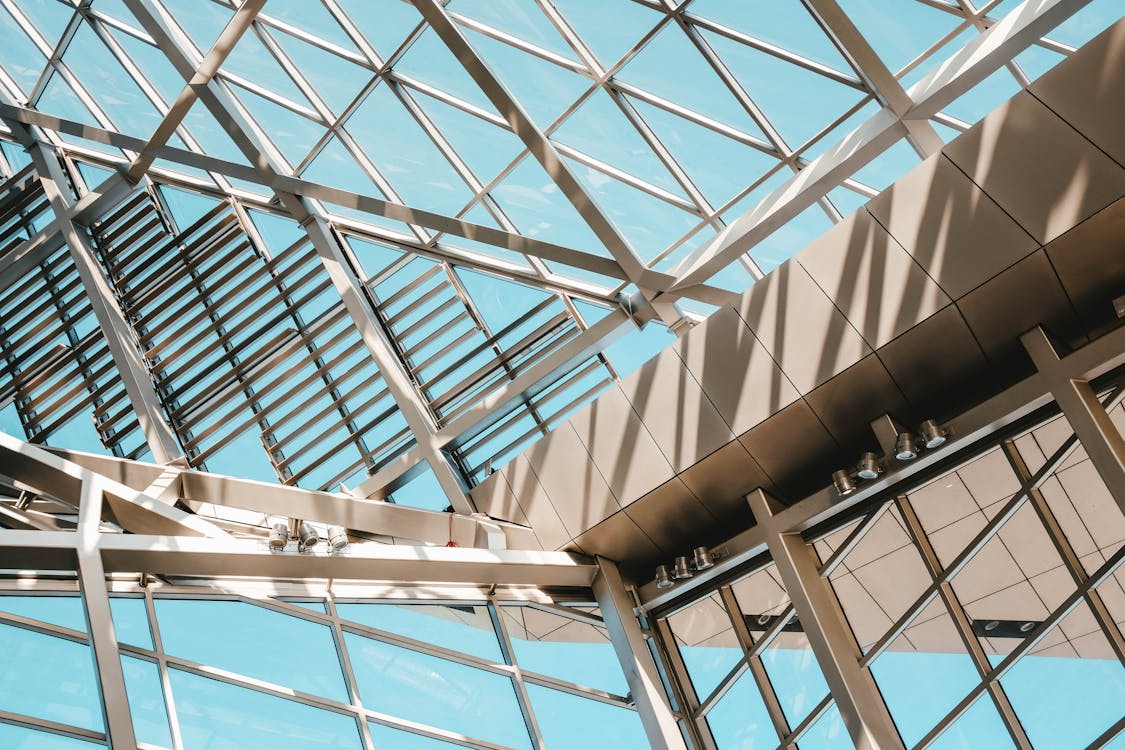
651,403,1125,749
0,592,645,750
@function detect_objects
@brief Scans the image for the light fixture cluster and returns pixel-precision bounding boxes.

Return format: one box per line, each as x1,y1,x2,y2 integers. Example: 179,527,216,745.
833,419,948,497
267,519,350,552
654,546,716,589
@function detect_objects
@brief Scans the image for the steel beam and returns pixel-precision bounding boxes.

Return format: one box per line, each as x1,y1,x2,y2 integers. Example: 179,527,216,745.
747,489,905,750
593,557,690,750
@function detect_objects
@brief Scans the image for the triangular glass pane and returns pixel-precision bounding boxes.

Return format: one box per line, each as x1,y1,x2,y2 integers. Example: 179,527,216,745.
849,138,920,192
335,0,422,60
235,86,327,168
0,595,86,632
0,9,49,95
63,24,162,138
259,0,359,53
159,184,223,229
942,68,1023,127
179,98,255,167
17,0,73,49
565,157,698,263
690,0,854,74
631,98,779,207
553,90,686,197
449,0,581,62
667,593,743,701
219,27,310,107
345,84,474,216
107,24,187,106
439,202,534,269
550,0,663,69
900,26,977,90
273,29,373,116
395,28,500,115
490,157,612,258
619,24,769,137
705,29,868,150
39,74,122,157
160,0,232,53
835,0,963,75
457,267,552,333
502,606,626,694
301,136,416,237
463,26,589,126
412,91,524,187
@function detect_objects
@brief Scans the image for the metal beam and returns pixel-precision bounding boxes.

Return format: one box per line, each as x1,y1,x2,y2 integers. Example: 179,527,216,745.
747,490,906,750
593,557,690,750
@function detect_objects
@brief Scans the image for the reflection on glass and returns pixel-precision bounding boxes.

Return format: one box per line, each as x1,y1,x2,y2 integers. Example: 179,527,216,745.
169,668,362,750
706,670,777,749
0,723,102,748
0,623,102,731
110,596,153,650
337,603,501,662
155,599,347,702
666,595,741,701
344,632,531,750
761,631,829,727
503,606,627,694
526,684,647,749
0,594,87,632
121,655,173,748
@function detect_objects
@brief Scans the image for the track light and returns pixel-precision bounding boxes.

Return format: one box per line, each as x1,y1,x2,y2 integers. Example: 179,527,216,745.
832,469,856,497
268,522,289,550
327,525,349,550
856,452,882,480
894,432,919,461
655,565,674,589
672,555,694,580
297,521,319,551
692,546,715,571
920,419,947,449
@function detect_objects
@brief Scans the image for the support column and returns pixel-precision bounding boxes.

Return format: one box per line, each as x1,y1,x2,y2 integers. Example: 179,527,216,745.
747,489,905,750
593,557,690,750
76,476,138,750
1022,326,1125,513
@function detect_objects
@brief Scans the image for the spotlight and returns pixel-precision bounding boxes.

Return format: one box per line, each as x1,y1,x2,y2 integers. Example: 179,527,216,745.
327,525,349,550
983,620,1000,632
672,555,694,580
268,522,289,550
692,546,715,571
920,419,947,449
655,565,674,589
832,469,856,497
856,452,882,480
894,432,919,461
1019,621,1035,633
297,521,319,551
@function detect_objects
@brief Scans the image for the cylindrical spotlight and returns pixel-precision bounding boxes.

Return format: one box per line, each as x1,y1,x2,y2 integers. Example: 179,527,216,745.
327,525,349,550
856,452,881,480
672,555,694,580
920,419,947,449
895,432,919,461
832,469,856,496
268,522,289,550
297,521,319,551
692,546,715,571
655,565,674,589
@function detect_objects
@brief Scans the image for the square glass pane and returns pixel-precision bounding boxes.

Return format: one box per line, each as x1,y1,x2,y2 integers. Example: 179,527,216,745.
0,594,87,632
121,655,173,748
503,606,627,694
344,632,531,750
110,596,153,650
0,723,102,748
0,623,103,731
155,598,347,702
526,684,648,749
336,603,501,662
169,668,362,750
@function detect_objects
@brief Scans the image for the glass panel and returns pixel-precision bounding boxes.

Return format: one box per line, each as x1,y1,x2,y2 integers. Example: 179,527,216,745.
0,623,103,731
0,594,87,632
368,722,462,749
344,632,531,750
798,703,854,750
121,655,173,748
155,599,347,702
526,684,648,749
761,628,829,729
503,606,626,694
110,596,153,650
336,603,501,662
0,723,102,748
928,694,1015,750
169,668,362,750
666,594,741,701
705,670,778,750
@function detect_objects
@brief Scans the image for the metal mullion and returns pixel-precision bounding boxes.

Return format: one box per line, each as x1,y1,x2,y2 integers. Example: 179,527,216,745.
376,263,445,312
217,70,325,123
891,20,970,82
381,283,456,331
915,545,1125,750
552,141,705,214
25,4,84,105
0,609,88,644
654,616,719,750
273,400,400,473
817,502,893,576
859,431,1085,668
405,310,475,362
364,250,417,290
775,694,833,749
682,11,866,89
520,669,636,708
247,19,334,125
1088,715,1125,750
0,709,105,744
183,409,268,464
291,426,412,489
323,592,378,750
410,326,482,385
1001,438,1125,665
338,619,517,677
897,495,1034,750
446,10,592,78
718,585,791,741
536,374,611,428
143,588,185,750
387,294,461,343
487,598,547,750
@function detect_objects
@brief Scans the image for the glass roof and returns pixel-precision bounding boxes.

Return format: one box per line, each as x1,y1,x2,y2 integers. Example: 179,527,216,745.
0,0,1118,509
